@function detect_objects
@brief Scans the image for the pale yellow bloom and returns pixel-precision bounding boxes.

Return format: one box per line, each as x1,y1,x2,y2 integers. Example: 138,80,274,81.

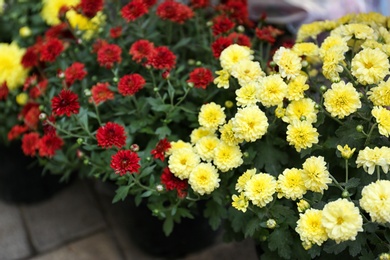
286,74,310,101
331,23,377,41
292,42,319,57
232,105,268,142
190,127,215,144
66,10,106,40
0,42,29,90
360,180,390,224
236,168,256,192
231,59,264,86
276,168,307,200
168,147,200,179
296,209,328,246
235,83,260,107
322,199,363,244
282,98,317,124
372,106,390,137
214,69,230,89
337,144,356,159
219,120,243,146
258,74,288,107
296,21,337,42
213,141,243,172
244,173,276,208
194,135,220,162
323,81,361,119
198,102,226,131
351,48,390,85
232,193,249,212
273,47,302,80
166,140,192,155
188,163,220,195
356,146,390,175
41,0,80,26
286,120,319,152
220,44,253,72
367,79,390,106
301,156,332,193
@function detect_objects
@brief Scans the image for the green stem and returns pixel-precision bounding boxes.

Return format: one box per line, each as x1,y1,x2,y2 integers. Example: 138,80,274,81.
93,103,102,125
376,165,381,180
329,173,344,192
364,122,377,146
129,174,156,193
345,159,349,183
45,120,87,139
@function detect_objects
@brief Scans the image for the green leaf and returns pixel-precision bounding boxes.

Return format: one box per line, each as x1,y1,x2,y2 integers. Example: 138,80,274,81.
112,185,130,203
244,218,260,237
163,215,174,236
335,120,366,149
204,200,227,230
155,125,171,138
344,177,360,189
140,190,153,197
254,139,288,175
268,228,293,259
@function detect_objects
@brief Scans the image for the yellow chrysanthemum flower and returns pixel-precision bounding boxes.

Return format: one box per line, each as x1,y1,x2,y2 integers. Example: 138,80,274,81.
198,102,226,131
19,26,32,37
292,42,319,57
296,21,336,42
321,49,345,82
286,74,310,101
232,193,249,213
168,147,200,180
66,10,105,40
188,163,220,195
286,120,319,152
244,173,276,208
213,141,243,172
190,127,215,144
301,156,332,193
331,23,377,41
0,0,4,14
235,83,260,107
219,120,243,146
323,81,362,119
214,69,230,89
360,180,390,224
273,47,302,80
0,42,29,90
41,0,80,26
166,140,192,155
322,198,363,244
356,146,390,175
232,105,268,142
297,199,311,213
235,168,256,192
367,79,390,106
337,144,356,159
274,105,286,119
258,74,288,108
372,106,390,137
220,44,253,72
351,48,390,85
295,209,328,246
231,59,264,86
320,35,349,58
282,98,317,124
194,135,220,162
276,168,307,200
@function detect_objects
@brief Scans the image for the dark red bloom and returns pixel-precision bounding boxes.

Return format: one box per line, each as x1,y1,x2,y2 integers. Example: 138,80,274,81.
7,125,29,141
110,150,141,176
190,0,209,9
121,0,148,22
38,134,64,158
0,82,9,100
92,39,108,53
51,89,80,117
80,0,103,17
212,15,235,36
29,79,48,99
91,82,114,104
118,74,146,96
156,0,194,24
40,38,64,62
97,43,122,69
211,36,233,58
22,132,40,157
228,32,251,47
24,105,41,130
146,46,176,70
187,67,213,89
45,23,73,39
151,138,171,161
42,115,57,136
224,0,252,26
21,45,40,68
129,39,155,63
255,26,284,44
96,122,127,149
142,0,157,8
161,167,188,198
109,26,122,39
64,62,87,86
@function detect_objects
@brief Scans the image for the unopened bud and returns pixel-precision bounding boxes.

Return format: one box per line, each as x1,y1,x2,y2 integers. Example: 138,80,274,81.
301,60,309,67
153,87,159,92
83,158,89,165
130,144,139,152
302,241,312,250
300,116,306,121
39,113,47,121
19,26,32,37
269,61,276,67
84,89,91,96
243,152,249,158
314,104,321,110
320,85,327,92
225,100,233,108
342,190,350,198
187,82,194,88
195,61,202,66
297,199,310,213
188,59,196,65
266,219,277,229
156,184,164,192
236,25,245,33
77,138,84,145
113,77,118,83
356,125,364,133
206,21,213,27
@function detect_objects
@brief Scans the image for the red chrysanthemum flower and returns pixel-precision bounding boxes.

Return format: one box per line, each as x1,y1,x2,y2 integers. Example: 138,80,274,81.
228,32,251,47
255,26,284,44
110,150,141,176
29,79,48,99
96,122,127,149
45,23,73,39
92,39,108,54
97,43,122,69
80,0,103,17
211,36,233,58
223,0,252,26
21,45,40,68
160,167,188,198
24,105,41,130
38,134,64,158
146,46,176,70
22,132,40,157
190,0,209,9
42,115,57,136
118,74,146,96
142,0,157,8
7,124,29,141
150,138,171,161
156,0,194,24
91,82,114,104
121,0,148,22
64,62,88,86
212,15,235,36
0,82,9,100
187,67,214,89
23,75,38,91
40,38,64,62
109,26,122,39
51,89,80,117
129,39,155,64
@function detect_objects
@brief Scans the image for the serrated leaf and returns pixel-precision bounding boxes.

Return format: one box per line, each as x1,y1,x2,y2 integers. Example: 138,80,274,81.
112,185,130,203
335,120,366,149
244,218,260,237
255,139,288,175
268,228,293,259
344,177,360,189
163,215,174,236
323,240,347,255
155,125,171,138
204,200,227,230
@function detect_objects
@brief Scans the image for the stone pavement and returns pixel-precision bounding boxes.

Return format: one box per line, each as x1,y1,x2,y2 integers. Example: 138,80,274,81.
0,178,258,260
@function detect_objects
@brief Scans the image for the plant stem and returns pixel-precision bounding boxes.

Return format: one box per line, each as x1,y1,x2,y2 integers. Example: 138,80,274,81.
376,165,381,180
364,122,377,146
345,158,349,183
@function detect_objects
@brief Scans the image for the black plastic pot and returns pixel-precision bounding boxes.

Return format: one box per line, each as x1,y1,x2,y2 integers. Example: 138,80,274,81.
0,142,71,204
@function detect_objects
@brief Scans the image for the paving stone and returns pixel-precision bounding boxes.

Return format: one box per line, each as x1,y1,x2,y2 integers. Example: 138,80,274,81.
21,179,106,252
0,201,32,260
30,231,123,260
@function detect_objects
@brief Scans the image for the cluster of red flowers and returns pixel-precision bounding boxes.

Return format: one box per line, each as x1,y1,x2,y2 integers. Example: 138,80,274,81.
78,0,104,18
95,43,123,69
90,82,114,104
160,167,188,198
22,37,65,68
51,89,80,117
187,67,214,89
150,138,171,161
64,62,88,86
118,73,146,96
110,150,141,176
156,0,194,24
96,122,127,149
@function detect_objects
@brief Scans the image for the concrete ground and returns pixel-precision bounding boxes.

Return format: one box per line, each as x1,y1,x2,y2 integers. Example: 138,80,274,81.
0,178,258,260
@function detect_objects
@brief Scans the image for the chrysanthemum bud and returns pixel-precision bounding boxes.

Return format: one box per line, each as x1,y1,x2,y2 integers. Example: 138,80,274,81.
356,125,364,132
83,158,89,165
113,77,118,82
39,105,45,111
358,92,364,98
300,116,306,121
19,26,32,37
243,151,249,158
77,39,83,45
302,241,312,250
77,138,84,145
39,113,47,121
297,199,310,213
58,71,65,78
195,61,202,66
266,219,277,229
342,190,350,198
314,104,321,110
206,21,213,27
236,25,245,33
76,149,84,158
337,144,356,159
92,76,98,81
153,87,159,92
156,184,164,192
301,60,309,67
84,89,91,96
259,235,267,242
320,85,327,92
187,82,194,88
188,59,195,65
225,100,233,108
269,61,276,67
130,144,139,152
